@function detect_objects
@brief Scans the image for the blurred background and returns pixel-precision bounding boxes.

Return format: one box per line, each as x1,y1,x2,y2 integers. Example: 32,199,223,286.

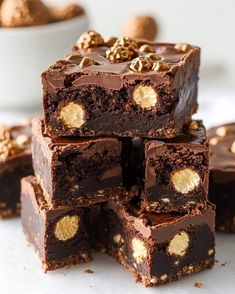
0,0,235,126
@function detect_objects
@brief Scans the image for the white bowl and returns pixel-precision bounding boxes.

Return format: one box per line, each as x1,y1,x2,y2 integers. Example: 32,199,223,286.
0,15,89,110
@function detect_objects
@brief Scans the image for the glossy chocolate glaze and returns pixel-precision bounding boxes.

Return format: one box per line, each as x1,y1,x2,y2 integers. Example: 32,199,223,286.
208,122,235,175
105,200,215,243
43,41,200,92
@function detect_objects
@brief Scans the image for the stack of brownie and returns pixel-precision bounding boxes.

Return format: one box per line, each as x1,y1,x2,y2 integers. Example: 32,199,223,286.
21,30,215,287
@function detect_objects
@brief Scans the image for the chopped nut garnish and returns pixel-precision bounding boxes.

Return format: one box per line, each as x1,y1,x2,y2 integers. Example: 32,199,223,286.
60,102,85,129
160,274,167,281
130,56,153,72
84,269,94,274
210,137,218,146
15,134,30,148
76,30,104,49
104,36,118,47
168,231,189,256
113,234,123,244
0,124,28,160
113,37,139,58
194,282,203,288
189,120,199,130
132,238,147,264
106,45,130,62
65,53,82,62
216,126,226,137
208,249,214,256
231,142,235,153
152,61,170,72
139,44,156,53
175,43,193,52
79,57,97,68
54,215,80,241
146,53,161,62
133,85,158,110
171,168,200,194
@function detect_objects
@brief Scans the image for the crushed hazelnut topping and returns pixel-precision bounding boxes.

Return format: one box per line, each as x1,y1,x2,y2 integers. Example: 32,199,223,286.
216,127,226,137
77,30,104,50
175,43,193,52
152,61,170,72
231,141,235,153
130,56,153,72
139,44,156,53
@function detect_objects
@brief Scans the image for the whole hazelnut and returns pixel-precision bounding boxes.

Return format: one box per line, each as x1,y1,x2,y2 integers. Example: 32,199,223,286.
123,15,158,41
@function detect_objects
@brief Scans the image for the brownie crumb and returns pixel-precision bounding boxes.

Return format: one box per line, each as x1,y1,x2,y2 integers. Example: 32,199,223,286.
221,262,227,267
194,282,203,288
84,269,94,274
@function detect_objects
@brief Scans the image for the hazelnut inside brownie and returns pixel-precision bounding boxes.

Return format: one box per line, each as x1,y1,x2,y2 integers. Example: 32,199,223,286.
101,199,215,287
21,176,92,272
21,176,215,286
0,122,33,218
42,30,200,138
124,120,209,213
208,122,235,232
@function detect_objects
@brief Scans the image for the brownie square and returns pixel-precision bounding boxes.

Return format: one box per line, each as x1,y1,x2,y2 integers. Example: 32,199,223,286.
103,200,215,287
208,122,235,232
42,31,200,138
124,121,209,213
21,176,92,271
32,119,126,208
0,123,33,218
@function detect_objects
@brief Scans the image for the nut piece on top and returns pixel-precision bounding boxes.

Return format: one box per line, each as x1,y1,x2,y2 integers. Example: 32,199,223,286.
0,0,51,27
208,122,235,233
42,30,200,138
0,122,32,218
123,15,158,41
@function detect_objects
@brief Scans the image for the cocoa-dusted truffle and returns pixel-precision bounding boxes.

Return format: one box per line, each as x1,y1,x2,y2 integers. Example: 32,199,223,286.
123,15,158,41
49,3,84,22
0,0,51,27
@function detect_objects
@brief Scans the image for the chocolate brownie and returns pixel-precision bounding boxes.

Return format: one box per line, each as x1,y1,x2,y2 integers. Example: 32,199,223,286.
124,121,209,213
21,176,92,272
32,119,127,208
208,122,235,232
42,30,200,138
102,199,215,287
0,122,33,218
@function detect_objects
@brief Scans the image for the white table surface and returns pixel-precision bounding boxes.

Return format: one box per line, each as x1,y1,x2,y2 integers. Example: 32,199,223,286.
0,86,235,294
